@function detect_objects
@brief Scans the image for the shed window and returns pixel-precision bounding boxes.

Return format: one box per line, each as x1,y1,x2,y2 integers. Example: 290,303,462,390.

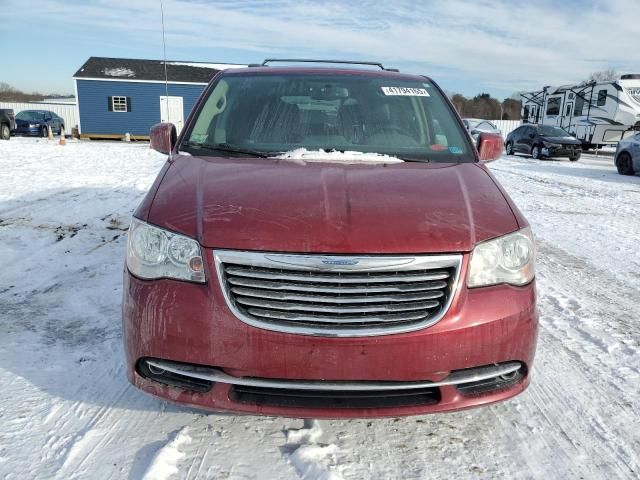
597,89,607,107
112,96,128,112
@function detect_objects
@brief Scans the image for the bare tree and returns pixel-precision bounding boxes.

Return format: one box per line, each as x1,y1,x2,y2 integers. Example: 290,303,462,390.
587,68,619,83
502,98,522,120
448,92,518,119
450,93,467,116
0,82,46,102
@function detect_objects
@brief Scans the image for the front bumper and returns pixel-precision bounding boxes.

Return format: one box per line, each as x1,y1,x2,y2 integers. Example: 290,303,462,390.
11,126,44,136
542,145,580,157
123,252,538,418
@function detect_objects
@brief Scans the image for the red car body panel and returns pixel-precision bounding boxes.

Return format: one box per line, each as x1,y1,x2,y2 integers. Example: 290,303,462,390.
124,67,538,418
144,156,519,253
123,257,537,418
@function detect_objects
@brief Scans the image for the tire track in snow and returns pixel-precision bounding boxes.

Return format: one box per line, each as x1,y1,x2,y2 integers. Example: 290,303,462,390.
53,382,132,479
140,427,192,480
2,140,639,479
490,157,640,290
531,240,639,476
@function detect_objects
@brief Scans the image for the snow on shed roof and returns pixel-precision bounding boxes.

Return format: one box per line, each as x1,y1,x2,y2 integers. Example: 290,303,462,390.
73,57,246,84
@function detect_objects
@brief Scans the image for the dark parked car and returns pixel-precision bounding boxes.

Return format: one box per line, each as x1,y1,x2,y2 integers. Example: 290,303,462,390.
0,109,16,140
123,59,536,418
11,110,65,137
505,124,581,161
614,132,640,175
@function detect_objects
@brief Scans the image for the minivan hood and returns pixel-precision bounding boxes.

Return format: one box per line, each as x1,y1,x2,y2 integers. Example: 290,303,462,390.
146,155,519,253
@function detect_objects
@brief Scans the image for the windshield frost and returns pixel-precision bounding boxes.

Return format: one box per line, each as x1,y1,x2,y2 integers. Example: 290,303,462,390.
184,73,473,162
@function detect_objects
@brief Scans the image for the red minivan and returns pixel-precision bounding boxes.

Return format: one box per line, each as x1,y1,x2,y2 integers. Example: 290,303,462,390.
123,60,537,418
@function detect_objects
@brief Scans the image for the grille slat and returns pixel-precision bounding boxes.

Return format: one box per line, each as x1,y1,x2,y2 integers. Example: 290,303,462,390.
231,286,444,304
236,297,440,314
216,252,461,336
225,266,450,284
247,308,429,324
228,276,448,293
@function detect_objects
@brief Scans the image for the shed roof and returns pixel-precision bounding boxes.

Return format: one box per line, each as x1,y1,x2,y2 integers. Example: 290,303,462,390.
73,57,246,84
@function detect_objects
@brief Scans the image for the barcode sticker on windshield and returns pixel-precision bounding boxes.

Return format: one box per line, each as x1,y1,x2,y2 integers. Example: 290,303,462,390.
381,87,429,96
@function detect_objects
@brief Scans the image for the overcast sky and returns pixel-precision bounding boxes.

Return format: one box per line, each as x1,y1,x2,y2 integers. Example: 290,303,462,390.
2,0,639,98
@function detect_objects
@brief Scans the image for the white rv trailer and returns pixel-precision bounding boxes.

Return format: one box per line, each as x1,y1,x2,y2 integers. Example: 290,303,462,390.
520,74,640,149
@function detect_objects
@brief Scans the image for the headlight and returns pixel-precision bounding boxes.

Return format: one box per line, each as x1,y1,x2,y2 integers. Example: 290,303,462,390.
29,123,37,128
126,218,205,283
467,227,535,288
542,141,561,148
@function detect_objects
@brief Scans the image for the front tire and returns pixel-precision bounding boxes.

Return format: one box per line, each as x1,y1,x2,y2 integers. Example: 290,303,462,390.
569,151,581,162
0,123,9,140
616,152,635,175
531,145,542,159
41,126,48,138
505,142,514,155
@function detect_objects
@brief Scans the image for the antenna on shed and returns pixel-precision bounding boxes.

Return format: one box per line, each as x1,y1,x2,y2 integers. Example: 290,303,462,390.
160,0,172,160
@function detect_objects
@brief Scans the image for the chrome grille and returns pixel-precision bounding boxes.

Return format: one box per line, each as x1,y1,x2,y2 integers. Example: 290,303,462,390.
214,251,462,337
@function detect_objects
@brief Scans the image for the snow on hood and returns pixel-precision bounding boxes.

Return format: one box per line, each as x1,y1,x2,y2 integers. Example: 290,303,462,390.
102,67,135,78
276,148,404,164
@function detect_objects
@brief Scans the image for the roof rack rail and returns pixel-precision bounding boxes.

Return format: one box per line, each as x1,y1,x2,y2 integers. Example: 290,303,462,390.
257,59,399,72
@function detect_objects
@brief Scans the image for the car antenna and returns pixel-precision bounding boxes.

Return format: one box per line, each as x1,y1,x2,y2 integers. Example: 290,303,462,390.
160,0,172,161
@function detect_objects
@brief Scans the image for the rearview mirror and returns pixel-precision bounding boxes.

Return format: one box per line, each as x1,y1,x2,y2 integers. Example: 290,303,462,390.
477,132,503,162
150,122,177,155
310,85,349,100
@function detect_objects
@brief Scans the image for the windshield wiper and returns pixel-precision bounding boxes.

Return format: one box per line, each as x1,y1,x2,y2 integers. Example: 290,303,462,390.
392,155,430,163
182,142,273,158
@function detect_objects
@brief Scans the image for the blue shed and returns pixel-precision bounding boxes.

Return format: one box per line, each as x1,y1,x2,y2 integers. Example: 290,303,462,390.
73,57,244,139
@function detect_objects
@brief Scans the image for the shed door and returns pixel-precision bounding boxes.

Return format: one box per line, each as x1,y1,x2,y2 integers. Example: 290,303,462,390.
160,96,184,134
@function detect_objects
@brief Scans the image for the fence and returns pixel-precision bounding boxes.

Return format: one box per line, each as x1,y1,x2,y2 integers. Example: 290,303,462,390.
0,101,78,131
492,120,521,137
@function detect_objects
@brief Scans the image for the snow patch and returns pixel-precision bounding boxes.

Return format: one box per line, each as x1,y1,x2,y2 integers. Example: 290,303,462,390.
0,140,639,479
285,419,323,444
277,148,403,164
289,444,342,480
141,427,192,480
102,67,135,78
284,420,343,480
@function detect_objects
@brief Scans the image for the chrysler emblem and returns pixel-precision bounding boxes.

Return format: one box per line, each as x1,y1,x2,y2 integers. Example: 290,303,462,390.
321,258,359,266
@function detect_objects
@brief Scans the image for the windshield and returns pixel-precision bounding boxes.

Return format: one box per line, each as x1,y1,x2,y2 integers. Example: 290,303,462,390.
16,111,46,121
538,126,572,137
183,73,474,162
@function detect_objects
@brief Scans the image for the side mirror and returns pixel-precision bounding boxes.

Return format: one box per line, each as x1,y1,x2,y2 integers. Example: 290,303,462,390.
477,132,503,162
150,122,177,155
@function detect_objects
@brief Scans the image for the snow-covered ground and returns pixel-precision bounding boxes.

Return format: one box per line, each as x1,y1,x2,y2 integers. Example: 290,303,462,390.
0,138,638,480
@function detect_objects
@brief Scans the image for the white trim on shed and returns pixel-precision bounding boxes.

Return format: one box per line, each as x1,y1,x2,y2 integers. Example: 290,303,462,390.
72,77,210,86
